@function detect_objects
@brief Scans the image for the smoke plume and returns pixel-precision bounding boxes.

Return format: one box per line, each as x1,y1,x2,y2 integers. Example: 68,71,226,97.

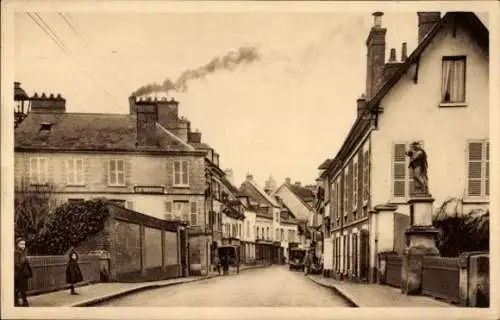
131,46,260,97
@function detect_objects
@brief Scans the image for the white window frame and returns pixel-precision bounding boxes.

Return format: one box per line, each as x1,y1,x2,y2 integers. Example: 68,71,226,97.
391,141,424,201
29,156,49,185
441,56,467,105
466,140,489,199
173,160,189,187
66,158,85,186
352,156,358,212
108,159,125,186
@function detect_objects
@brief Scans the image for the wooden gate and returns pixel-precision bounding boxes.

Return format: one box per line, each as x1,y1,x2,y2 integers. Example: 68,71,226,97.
359,230,369,281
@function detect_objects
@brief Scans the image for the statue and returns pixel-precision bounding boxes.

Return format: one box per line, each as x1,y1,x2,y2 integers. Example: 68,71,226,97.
405,141,429,196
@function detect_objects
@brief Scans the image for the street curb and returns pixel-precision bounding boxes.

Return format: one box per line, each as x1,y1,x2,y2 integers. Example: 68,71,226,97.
71,276,217,307
306,275,359,308
72,265,269,307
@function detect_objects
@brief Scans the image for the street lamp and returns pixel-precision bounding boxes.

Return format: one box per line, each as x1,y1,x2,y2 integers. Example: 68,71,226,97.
14,82,31,128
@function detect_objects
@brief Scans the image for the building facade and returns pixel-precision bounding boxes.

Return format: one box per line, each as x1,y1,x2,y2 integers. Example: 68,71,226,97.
318,12,489,283
14,92,233,277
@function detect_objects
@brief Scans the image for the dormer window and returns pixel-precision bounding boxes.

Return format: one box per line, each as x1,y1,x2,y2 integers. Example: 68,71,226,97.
39,122,53,132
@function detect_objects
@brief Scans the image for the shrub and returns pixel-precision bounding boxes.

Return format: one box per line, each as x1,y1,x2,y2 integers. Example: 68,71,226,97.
433,198,489,257
28,198,110,255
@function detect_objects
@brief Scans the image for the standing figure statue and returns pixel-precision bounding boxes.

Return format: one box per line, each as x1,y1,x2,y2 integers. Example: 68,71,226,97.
405,141,430,196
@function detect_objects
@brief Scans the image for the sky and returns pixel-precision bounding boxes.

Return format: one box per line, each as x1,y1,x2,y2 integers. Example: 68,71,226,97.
14,9,489,188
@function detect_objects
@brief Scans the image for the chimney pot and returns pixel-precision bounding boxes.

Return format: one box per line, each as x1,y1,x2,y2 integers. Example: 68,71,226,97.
389,48,396,62
401,42,408,61
373,12,384,27
285,177,291,184
41,93,46,98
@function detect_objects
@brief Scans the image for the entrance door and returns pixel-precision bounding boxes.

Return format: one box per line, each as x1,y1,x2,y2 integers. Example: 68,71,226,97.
359,230,369,281
180,229,188,277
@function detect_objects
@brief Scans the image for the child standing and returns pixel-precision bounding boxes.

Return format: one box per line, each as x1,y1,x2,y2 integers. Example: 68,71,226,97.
65,249,83,295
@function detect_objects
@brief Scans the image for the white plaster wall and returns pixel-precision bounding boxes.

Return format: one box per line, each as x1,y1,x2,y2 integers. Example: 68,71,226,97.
371,22,489,213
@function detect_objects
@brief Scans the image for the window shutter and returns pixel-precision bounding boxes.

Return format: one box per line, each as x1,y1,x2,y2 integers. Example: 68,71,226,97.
468,142,483,196
66,159,74,185
353,160,358,210
165,200,173,220
103,160,109,185
393,143,406,197
76,159,84,185
190,201,198,225
182,202,189,222
174,161,181,185
366,149,371,202
182,161,189,185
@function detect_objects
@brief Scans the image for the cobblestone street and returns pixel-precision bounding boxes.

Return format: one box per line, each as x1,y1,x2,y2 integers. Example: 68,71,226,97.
98,266,351,307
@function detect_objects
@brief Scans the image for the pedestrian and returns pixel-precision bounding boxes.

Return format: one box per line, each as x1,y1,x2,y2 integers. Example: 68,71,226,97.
14,237,32,307
65,248,83,295
213,251,221,275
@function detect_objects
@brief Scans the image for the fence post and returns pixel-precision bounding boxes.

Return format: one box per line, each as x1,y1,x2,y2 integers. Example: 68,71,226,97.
458,252,470,306
140,224,147,276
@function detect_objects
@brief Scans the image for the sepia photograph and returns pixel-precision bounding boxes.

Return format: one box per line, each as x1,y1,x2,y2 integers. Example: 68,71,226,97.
1,1,498,319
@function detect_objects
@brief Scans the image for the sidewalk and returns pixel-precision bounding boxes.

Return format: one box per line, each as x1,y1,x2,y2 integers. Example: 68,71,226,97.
28,264,266,307
306,274,456,308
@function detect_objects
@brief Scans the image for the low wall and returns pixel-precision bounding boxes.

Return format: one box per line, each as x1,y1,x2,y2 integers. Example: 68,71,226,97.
378,251,489,307
26,254,100,295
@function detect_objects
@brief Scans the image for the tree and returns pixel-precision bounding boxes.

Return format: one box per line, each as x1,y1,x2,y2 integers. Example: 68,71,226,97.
14,176,61,242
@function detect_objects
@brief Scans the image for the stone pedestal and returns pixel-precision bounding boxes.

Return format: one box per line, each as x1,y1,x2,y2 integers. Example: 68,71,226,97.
401,196,440,295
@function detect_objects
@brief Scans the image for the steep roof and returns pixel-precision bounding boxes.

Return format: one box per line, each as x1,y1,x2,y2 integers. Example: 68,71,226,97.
240,179,279,208
14,112,196,152
288,184,315,203
326,12,488,173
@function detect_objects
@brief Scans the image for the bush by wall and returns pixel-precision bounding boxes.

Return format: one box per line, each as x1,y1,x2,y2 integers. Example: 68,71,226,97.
433,198,489,257
28,198,110,255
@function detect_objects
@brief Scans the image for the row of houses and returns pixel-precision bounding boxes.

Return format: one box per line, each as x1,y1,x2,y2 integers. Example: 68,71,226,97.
313,11,489,283
13,83,318,278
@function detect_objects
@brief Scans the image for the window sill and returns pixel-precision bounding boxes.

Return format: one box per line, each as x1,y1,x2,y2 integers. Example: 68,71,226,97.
173,185,190,189
66,184,86,187
107,184,128,188
462,198,489,204
439,102,467,108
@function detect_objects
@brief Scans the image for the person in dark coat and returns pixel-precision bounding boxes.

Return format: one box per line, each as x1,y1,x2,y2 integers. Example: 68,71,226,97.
14,237,32,307
65,249,83,295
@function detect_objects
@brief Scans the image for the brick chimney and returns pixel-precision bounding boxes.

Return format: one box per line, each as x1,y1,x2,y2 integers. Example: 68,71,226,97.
246,173,253,181
365,12,387,99
383,48,403,81
417,12,441,43
285,177,291,185
129,96,136,114
224,169,234,184
135,98,158,147
356,94,367,118
30,92,66,113
188,129,202,143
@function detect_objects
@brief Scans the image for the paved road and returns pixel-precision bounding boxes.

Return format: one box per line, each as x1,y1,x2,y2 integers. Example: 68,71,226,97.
98,266,351,307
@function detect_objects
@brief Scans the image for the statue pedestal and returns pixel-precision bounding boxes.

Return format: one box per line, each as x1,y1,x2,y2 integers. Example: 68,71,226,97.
401,195,440,295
